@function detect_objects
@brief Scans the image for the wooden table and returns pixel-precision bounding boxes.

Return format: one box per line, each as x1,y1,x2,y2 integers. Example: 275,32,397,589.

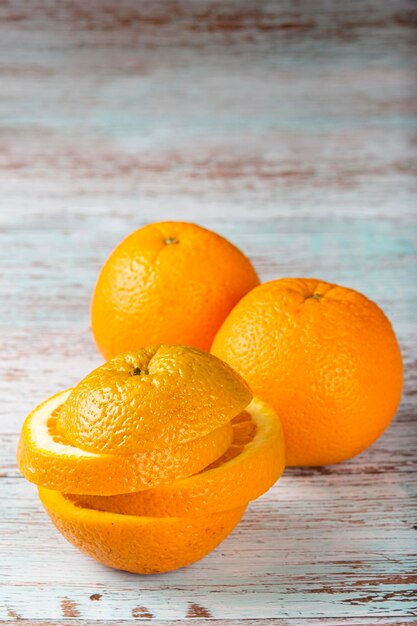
1,1,416,623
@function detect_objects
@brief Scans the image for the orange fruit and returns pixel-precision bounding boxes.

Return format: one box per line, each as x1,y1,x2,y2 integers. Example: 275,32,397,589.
17,390,233,495
38,488,246,574
18,344,286,574
67,397,285,517
91,221,259,359
57,345,251,454
212,278,403,466
17,346,251,494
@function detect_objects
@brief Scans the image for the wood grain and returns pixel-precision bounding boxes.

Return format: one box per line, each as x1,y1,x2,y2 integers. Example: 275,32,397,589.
0,0,416,623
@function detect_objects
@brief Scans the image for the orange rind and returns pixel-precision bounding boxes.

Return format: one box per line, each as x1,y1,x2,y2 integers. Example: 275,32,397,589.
91,221,260,358
39,488,246,574
17,345,285,574
17,389,233,495
57,345,252,454
69,398,285,516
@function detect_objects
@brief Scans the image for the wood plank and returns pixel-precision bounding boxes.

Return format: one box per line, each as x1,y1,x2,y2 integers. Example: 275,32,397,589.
1,476,417,621
2,622,417,626
0,1,416,223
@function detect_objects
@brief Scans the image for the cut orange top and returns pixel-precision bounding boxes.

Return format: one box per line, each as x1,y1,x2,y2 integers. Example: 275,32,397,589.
57,345,252,454
17,390,234,495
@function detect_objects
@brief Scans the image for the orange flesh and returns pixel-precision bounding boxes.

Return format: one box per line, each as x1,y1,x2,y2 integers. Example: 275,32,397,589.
203,411,257,471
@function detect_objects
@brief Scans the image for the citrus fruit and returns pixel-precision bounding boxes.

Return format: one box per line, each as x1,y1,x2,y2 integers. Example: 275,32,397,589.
211,278,403,466
17,390,233,495
91,221,259,359
67,397,285,516
38,488,246,574
17,344,285,574
57,345,252,454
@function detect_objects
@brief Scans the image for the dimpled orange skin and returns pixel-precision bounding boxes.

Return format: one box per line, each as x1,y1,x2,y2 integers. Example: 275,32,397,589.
57,345,252,454
17,390,233,495
66,397,285,517
91,221,260,359
38,488,246,574
211,278,403,467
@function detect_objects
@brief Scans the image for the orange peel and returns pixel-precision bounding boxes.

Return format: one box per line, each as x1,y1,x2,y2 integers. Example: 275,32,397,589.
17,345,285,574
39,488,246,574
57,345,252,454
17,390,233,495
69,398,285,516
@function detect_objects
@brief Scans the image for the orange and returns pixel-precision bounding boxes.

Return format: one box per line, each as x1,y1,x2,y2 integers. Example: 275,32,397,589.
67,397,285,517
57,345,251,453
39,488,246,574
91,221,259,359
212,278,403,466
17,346,251,494
17,390,233,495
17,344,286,574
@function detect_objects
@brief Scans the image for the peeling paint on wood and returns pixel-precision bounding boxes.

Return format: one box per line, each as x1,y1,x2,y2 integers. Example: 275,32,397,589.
186,603,213,618
89,594,101,602
0,0,416,623
131,606,154,619
61,599,81,618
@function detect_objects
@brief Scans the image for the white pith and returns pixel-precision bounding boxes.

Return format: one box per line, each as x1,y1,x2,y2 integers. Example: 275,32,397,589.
28,390,99,458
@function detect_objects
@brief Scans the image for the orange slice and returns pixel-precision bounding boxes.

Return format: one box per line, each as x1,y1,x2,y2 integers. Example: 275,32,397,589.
57,345,252,454
17,390,233,495
69,398,285,516
38,487,246,574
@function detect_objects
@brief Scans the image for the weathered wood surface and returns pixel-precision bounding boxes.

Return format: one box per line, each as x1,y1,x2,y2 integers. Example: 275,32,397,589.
0,0,416,623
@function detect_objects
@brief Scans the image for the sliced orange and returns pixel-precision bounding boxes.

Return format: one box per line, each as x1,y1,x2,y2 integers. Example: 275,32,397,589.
57,345,252,454
17,390,233,495
39,487,246,574
69,398,285,516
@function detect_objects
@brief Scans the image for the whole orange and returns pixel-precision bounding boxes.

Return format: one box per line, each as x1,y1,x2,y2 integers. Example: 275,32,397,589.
211,278,403,466
91,222,259,359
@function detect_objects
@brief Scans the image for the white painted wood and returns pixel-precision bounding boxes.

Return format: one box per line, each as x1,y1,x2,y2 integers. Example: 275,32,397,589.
0,0,416,622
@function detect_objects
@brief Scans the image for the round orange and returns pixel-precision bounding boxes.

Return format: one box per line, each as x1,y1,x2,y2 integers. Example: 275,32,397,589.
211,278,403,466
91,221,259,359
